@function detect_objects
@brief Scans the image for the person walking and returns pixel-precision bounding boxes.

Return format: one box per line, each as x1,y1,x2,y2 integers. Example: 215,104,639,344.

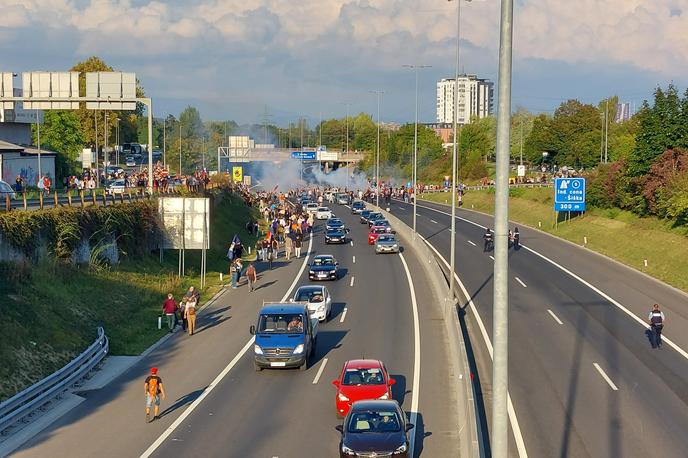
246,262,257,292
162,293,177,333
648,303,665,349
184,295,198,335
144,367,166,423
231,258,243,289
294,230,303,258
260,237,270,265
284,232,293,261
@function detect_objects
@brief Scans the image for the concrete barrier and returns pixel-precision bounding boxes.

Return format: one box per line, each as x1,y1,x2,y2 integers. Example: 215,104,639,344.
370,203,480,457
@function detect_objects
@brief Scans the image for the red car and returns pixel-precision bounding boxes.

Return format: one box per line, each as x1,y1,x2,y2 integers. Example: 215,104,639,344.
332,359,396,418
368,226,388,245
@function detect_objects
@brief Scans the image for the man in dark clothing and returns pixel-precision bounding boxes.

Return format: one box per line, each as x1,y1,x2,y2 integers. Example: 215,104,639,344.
648,303,666,349
162,293,178,332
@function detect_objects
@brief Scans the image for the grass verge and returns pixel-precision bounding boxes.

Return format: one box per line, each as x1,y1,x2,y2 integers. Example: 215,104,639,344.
421,188,688,292
0,190,259,401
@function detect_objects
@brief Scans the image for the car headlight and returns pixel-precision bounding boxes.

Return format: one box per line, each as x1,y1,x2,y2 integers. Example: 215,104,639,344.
394,443,408,454
393,244,398,248
378,392,389,400
253,344,263,355
341,444,355,455
317,305,325,312
337,392,350,402
293,344,304,355
309,270,315,274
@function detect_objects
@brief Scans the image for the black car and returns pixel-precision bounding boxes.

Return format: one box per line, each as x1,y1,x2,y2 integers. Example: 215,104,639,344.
351,201,366,214
336,400,413,458
359,210,373,224
309,255,339,280
367,213,384,228
325,228,348,244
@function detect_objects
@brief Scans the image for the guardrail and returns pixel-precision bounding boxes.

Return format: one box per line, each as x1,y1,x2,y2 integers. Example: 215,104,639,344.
0,327,109,435
419,182,553,193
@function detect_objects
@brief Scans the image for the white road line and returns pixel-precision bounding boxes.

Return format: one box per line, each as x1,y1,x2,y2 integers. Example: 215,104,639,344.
350,276,355,287
340,307,348,323
515,277,527,288
413,200,688,363
398,252,421,458
468,240,476,246
420,236,529,458
593,363,619,391
139,235,314,458
547,309,564,325
350,241,354,247
489,255,495,261
429,219,438,224
312,358,329,384
352,255,356,263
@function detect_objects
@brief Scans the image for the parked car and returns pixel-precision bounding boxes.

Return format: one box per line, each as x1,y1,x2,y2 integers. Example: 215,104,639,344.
375,234,400,254
0,180,17,200
250,303,318,371
315,207,334,220
351,201,366,214
107,179,126,195
335,400,413,458
332,359,396,418
359,209,373,224
309,255,339,281
292,285,332,322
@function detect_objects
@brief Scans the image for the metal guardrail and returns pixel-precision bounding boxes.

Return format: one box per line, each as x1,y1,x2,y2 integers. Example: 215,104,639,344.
0,327,108,435
419,182,553,193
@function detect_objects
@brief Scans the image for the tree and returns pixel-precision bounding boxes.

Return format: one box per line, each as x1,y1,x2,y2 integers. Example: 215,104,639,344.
510,108,535,162
32,111,85,179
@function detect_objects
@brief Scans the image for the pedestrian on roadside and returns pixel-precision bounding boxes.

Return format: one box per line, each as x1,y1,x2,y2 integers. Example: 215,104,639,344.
144,367,166,423
648,303,665,349
231,258,243,289
294,230,303,258
246,262,257,292
285,232,293,261
184,294,198,335
261,237,270,264
178,299,187,331
162,293,178,333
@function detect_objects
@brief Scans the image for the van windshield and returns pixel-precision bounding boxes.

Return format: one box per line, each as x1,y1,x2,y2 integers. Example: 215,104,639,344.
258,313,305,334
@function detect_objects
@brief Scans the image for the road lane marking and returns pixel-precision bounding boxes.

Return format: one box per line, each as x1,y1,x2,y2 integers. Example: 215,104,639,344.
468,240,476,246
350,241,354,247
140,234,314,458
398,252,421,458
547,309,564,325
430,219,438,224
352,255,356,263
593,363,619,391
312,358,328,384
340,307,348,323
489,255,495,260
409,199,688,363
420,235,529,458
515,277,527,288
350,276,355,287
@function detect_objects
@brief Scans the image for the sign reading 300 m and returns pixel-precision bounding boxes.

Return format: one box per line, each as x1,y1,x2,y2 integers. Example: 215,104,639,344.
554,177,586,211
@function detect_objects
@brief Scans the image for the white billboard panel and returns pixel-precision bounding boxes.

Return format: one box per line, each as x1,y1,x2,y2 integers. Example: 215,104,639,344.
86,72,136,110
317,151,338,161
0,73,14,110
158,197,210,250
21,72,79,109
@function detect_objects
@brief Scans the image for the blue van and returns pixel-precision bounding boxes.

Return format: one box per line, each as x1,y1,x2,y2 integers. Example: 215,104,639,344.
250,303,318,371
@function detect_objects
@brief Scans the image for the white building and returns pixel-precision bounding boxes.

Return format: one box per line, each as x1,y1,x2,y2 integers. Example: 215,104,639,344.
436,75,494,124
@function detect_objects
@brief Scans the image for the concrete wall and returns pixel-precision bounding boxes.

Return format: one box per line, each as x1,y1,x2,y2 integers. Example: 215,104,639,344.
0,123,31,146
0,152,55,185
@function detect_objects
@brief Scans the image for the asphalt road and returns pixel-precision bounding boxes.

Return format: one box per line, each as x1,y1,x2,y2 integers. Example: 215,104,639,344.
13,203,459,457
386,197,688,458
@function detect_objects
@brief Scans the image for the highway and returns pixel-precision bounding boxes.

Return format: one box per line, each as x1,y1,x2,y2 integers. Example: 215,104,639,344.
386,197,688,458
12,201,460,457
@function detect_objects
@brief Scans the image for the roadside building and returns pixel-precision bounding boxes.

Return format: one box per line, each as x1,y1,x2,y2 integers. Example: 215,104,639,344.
436,74,494,124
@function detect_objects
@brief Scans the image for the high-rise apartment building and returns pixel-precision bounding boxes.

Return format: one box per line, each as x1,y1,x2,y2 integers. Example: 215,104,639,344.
436,75,494,124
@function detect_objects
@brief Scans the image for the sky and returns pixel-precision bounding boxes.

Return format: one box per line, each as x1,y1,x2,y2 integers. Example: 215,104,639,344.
1,0,687,127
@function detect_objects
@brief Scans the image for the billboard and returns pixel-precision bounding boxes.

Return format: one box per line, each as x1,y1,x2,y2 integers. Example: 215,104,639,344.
22,72,80,110
85,72,136,110
317,151,338,161
157,197,210,249
291,151,316,160
232,166,243,182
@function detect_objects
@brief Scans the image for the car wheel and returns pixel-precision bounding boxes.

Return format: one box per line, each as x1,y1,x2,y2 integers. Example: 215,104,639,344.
299,361,307,371
254,362,263,372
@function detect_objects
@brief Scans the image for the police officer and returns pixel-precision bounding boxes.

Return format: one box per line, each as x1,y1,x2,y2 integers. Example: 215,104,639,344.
648,303,665,349
483,228,493,252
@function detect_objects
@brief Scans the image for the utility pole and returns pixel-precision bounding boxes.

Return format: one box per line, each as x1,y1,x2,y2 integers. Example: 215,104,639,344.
179,123,182,175
369,90,383,208
492,1,514,457
319,111,323,147
104,111,108,177
345,103,350,190
163,116,167,168
116,117,121,166
519,117,523,165
604,99,609,163
95,112,99,186
36,111,42,182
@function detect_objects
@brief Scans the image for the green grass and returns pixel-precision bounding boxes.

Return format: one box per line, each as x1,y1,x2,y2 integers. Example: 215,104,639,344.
0,190,259,401
421,188,688,292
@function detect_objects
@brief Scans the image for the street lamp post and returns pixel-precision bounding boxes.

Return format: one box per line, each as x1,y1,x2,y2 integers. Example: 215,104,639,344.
163,116,167,168
369,90,383,207
403,64,432,237
179,123,182,175
116,117,121,166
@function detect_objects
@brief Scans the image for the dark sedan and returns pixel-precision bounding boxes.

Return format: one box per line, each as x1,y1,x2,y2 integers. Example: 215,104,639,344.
359,210,373,224
309,255,339,280
351,201,366,214
325,228,348,244
336,400,413,458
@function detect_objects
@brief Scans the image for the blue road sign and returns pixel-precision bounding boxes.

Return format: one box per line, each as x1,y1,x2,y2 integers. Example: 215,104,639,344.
554,177,586,211
291,151,316,160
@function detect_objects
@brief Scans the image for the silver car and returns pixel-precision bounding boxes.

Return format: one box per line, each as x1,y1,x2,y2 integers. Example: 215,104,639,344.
291,285,332,322
375,234,400,254
0,180,17,200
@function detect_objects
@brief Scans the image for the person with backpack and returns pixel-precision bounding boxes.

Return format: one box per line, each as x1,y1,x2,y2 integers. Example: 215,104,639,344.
648,303,665,349
144,367,166,422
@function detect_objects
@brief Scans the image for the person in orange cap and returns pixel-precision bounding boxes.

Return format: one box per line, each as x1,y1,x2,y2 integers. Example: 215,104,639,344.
144,367,166,422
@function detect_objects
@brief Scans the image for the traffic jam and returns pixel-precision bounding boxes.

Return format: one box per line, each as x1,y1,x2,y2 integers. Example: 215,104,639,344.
249,188,413,458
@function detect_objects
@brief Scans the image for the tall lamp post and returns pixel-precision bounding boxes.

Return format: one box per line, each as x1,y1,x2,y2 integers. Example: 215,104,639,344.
369,90,384,207
403,64,431,236
449,0,471,300
115,117,121,166
342,102,352,191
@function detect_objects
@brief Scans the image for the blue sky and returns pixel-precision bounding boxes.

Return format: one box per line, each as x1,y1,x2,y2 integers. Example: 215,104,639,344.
1,0,686,126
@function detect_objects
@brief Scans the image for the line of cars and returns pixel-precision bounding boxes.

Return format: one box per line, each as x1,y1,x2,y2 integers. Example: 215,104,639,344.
249,192,412,457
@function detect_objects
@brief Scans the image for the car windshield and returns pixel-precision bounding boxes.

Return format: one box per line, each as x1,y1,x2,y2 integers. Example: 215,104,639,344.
328,219,342,225
372,228,386,234
294,288,324,303
342,367,385,385
353,202,364,208
361,210,371,217
327,229,345,235
317,207,329,212
257,313,305,334
348,411,401,433
313,257,335,266
378,235,395,242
